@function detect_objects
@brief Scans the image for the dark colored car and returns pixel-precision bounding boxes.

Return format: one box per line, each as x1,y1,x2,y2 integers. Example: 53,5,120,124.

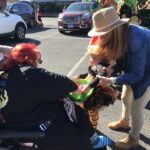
5,1,37,28
58,2,99,33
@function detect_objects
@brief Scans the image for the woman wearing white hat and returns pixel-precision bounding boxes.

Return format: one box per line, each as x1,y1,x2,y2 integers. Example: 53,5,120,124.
88,7,150,149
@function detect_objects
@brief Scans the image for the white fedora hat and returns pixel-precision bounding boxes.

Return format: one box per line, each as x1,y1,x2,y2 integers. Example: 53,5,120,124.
88,7,130,37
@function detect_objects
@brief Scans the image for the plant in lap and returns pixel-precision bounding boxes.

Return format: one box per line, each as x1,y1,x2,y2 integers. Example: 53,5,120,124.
69,79,94,102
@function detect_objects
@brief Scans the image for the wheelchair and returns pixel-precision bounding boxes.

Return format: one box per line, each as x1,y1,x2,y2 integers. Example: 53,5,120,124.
0,129,45,150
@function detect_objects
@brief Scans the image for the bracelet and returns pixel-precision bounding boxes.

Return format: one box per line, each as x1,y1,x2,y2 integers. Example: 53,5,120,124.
111,77,116,84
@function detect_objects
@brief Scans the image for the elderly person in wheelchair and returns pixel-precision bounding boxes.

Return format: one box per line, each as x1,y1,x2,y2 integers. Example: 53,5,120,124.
0,45,44,150
0,44,113,150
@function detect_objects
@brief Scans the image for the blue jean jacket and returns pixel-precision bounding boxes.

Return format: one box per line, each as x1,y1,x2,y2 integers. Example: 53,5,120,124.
115,24,150,99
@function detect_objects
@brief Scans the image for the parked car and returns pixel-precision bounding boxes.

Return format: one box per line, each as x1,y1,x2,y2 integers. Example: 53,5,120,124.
58,2,99,34
5,1,37,28
19,0,36,10
0,11,27,41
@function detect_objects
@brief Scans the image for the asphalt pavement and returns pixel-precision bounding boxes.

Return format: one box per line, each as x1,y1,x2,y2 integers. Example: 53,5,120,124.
0,17,149,150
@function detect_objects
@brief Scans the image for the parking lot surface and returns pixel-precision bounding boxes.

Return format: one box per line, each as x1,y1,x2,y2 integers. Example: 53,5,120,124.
0,17,149,150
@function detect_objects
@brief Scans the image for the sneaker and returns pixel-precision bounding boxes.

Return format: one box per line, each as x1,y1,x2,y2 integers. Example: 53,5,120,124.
108,119,130,130
92,136,112,149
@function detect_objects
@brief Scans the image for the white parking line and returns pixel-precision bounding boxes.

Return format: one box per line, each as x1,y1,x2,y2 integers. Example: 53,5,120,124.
67,51,88,77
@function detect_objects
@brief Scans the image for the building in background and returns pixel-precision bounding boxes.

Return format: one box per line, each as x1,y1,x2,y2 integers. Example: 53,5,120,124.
0,0,7,10
11,0,81,16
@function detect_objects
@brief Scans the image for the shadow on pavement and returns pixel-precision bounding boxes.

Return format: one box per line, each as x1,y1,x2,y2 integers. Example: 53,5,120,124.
24,38,41,46
107,127,130,133
0,38,41,47
62,31,90,38
128,145,147,150
145,100,150,110
42,25,57,29
140,134,150,145
27,26,51,34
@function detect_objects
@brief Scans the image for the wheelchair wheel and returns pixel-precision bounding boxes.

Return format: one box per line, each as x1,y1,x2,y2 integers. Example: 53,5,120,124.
0,141,39,150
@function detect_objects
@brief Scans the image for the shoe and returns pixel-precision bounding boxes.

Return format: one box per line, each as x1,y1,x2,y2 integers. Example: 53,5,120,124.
108,119,130,130
115,134,139,149
92,135,112,149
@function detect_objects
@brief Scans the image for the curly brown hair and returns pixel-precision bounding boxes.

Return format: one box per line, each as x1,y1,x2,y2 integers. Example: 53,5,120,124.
84,86,117,110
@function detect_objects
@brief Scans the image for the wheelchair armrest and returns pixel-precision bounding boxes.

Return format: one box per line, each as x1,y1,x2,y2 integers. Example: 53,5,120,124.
0,130,45,140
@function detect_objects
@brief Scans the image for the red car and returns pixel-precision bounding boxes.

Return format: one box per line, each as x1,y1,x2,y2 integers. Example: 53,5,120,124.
58,2,99,34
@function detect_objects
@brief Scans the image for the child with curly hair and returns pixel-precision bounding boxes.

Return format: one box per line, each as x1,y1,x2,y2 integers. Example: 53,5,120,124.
73,43,118,129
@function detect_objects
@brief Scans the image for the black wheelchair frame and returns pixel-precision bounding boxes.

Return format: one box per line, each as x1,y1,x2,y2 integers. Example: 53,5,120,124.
0,130,45,150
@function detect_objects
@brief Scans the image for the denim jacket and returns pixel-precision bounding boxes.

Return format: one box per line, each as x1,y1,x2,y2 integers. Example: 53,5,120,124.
115,24,150,99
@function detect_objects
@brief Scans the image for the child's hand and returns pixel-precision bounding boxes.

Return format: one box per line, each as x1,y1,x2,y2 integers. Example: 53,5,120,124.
72,75,80,82
96,76,112,87
81,85,90,94
74,84,90,94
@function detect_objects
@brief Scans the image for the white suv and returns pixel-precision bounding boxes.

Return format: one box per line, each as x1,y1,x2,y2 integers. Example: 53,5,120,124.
0,11,27,41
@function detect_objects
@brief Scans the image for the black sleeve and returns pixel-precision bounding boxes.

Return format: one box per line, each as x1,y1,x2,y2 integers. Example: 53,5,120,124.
44,71,78,100
89,77,100,88
79,65,94,78
79,73,88,78
112,58,125,75
26,68,78,101
88,65,96,77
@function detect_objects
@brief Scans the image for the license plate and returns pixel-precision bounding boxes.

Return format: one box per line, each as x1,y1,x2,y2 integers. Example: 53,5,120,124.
68,24,74,28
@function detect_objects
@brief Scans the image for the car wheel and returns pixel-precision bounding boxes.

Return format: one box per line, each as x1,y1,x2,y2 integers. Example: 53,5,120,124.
14,24,26,41
58,29,65,34
29,18,37,28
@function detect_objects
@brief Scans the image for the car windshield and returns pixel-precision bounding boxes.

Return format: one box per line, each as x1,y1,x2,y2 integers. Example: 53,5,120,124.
66,3,92,12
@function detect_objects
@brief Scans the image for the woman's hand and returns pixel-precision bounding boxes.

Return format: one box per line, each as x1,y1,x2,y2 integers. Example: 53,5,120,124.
72,75,80,82
104,64,115,77
97,76,116,87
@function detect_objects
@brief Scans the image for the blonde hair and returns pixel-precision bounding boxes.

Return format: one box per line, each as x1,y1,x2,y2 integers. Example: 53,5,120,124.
88,45,104,56
102,23,129,61
88,44,110,63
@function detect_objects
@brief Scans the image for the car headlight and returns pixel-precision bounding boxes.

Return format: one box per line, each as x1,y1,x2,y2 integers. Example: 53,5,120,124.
81,13,91,20
58,14,63,21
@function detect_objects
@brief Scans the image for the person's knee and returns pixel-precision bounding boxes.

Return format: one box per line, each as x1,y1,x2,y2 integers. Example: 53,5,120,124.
121,85,133,103
131,106,143,121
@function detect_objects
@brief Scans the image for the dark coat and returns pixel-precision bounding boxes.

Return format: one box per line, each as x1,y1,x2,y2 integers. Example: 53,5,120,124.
0,65,92,150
